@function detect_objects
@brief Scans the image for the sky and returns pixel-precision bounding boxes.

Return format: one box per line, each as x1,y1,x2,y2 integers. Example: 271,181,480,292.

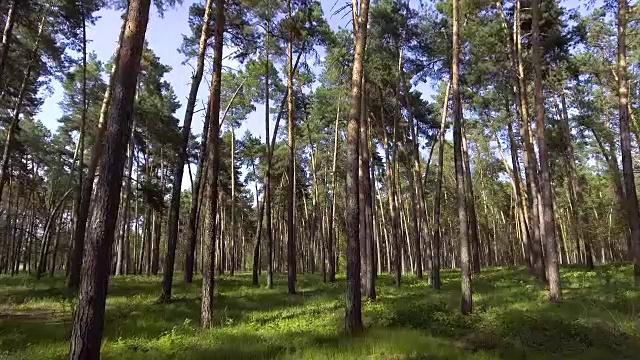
34,0,598,158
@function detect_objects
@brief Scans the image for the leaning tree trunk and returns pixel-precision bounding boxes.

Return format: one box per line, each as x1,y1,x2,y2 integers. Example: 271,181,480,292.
432,83,449,290
452,0,472,315
345,0,369,335
68,8,129,289
532,0,561,302
68,0,151,357
162,0,214,300
200,0,225,330
617,0,640,285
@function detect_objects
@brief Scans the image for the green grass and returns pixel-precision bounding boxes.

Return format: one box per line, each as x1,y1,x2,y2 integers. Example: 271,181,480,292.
1,265,639,359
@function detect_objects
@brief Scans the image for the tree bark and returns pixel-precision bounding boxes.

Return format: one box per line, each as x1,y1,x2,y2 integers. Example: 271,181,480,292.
0,13,46,205
162,0,214,299
200,0,225,329
532,0,561,301
452,0,472,315
328,104,340,283
514,0,545,282
432,83,449,290
398,49,424,280
68,0,150,356
617,0,640,285
115,124,135,276
0,0,17,89
68,8,129,289
184,98,211,283
286,0,297,295
462,133,481,273
345,0,369,335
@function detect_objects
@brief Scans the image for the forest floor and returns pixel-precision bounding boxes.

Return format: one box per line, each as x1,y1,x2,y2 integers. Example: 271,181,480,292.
0,265,639,359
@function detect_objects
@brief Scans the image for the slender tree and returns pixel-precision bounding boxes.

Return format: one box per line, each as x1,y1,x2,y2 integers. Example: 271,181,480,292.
452,0,472,315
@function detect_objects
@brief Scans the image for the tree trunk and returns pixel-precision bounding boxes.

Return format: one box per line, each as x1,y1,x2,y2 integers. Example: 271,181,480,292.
345,0,369,335
0,14,46,204
432,83,449,290
328,104,340,283
230,126,236,276
200,0,225,329
398,49,423,280
532,0,561,301
68,0,151,356
73,7,88,276
0,0,17,89
514,0,545,282
452,0,472,315
251,193,264,286
286,0,297,295
359,87,375,300
617,0,640,284
116,123,135,276
462,133,481,273
184,98,211,283
263,27,276,289
68,8,129,289
162,0,214,299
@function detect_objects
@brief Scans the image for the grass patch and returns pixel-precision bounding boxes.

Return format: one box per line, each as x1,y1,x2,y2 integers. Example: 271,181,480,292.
1,265,639,359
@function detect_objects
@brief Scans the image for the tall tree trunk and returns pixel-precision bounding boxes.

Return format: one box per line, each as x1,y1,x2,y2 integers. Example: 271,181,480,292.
532,0,561,301
115,125,135,276
162,0,214,299
452,0,472,315
68,0,151,357
251,193,264,285
559,92,591,268
359,87,375,300
328,104,340,283
617,0,640,285
0,0,17,89
263,23,275,289
514,0,545,282
345,0,369,335
0,13,46,204
68,9,129,289
462,133,481,273
507,118,531,268
74,6,88,275
286,0,297,295
398,49,422,280
184,99,211,283
230,126,236,276
200,0,225,330
432,83,449,289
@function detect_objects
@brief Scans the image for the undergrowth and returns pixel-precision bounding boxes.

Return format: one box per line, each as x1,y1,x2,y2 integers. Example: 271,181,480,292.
0,265,639,359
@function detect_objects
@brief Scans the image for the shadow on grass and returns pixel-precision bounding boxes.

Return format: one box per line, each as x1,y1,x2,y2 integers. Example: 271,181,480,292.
1,267,640,359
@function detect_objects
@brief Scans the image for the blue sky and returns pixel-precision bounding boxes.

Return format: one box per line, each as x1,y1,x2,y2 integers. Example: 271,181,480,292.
35,0,596,143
